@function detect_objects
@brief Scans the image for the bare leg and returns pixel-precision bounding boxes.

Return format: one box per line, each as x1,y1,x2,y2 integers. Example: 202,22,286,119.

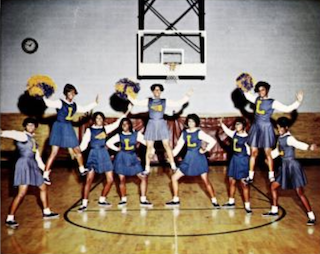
137,174,148,197
241,181,250,203
264,148,273,172
171,170,184,197
270,181,281,206
162,139,176,169
249,147,258,173
45,146,60,172
228,177,237,198
73,146,84,168
119,174,126,198
200,173,217,199
9,185,29,215
145,141,155,172
38,184,49,209
101,171,114,197
83,170,95,200
296,187,312,212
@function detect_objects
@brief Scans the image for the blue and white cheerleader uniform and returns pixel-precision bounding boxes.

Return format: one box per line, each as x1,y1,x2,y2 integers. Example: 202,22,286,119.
243,92,301,149
1,131,45,187
43,98,97,148
83,127,113,173
108,131,144,176
173,129,216,176
129,95,190,141
228,133,249,180
272,133,308,189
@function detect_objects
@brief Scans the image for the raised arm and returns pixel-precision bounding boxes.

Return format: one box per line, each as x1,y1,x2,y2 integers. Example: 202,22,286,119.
272,91,303,113
199,130,217,152
0,130,28,142
219,119,236,138
243,91,257,104
166,88,193,108
105,104,132,133
172,134,185,157
43,98,63,109
79,128,91,152
106,134,120,152
287,136,312,151
127,96,148,107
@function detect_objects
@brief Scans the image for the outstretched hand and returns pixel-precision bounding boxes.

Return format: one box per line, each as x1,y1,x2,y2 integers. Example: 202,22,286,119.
186,88,194,97
310,144,317,151
218,118,224,127
296,90,304,103
95,95,99,104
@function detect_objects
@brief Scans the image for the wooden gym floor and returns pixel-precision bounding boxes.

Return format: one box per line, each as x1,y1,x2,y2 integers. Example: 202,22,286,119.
1,164,319,254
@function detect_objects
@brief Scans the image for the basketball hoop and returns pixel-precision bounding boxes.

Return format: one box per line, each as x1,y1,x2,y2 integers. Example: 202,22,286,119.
164,62,180,84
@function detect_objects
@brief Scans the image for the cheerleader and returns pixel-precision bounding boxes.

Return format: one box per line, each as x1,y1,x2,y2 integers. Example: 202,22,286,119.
106,118,153,208
165,114,220,208
242,82,303,183
42,84,99,185
128,84,193,175
262,117,316,225
219,118,251,213
77,108,130,212
1,118,59,229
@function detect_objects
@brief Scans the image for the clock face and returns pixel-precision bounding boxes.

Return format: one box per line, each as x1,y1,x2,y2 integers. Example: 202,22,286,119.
21,38,38,54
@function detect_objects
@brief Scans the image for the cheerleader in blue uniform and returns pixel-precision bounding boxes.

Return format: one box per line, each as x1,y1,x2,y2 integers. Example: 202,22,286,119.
262,117,316,225
219,118,251,213
128,84,193,174
242,82,304,183
1,118,59,229
77,108,131,212
42,84,98,185
107,118,153,208
165,114,220,208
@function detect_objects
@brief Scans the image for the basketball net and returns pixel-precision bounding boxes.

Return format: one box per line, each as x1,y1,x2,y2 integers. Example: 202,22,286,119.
165,62,180,85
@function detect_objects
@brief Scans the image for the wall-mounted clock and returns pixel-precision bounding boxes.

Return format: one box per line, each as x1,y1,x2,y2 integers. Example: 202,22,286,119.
21,38,39,54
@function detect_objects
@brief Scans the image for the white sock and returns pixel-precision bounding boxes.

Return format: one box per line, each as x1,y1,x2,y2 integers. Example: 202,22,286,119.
229,198,235,204
140,196,146,202
121,196,127,202
170,162,177,170
268,171,275,179
99,196,106,203
249,171,254,179
245,202,251,210
173,196,179,202
79,166,85,173
43,171,50,178
308,211,315,220
43,208,51,215
82,199,89,207
7,215,14,222
211,197,217,204
145,165,150,172
271,205,278,213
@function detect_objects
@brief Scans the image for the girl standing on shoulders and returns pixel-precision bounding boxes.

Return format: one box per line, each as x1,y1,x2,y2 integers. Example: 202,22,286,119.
128,84,193,175
241,81,303,183
43,84,99,185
